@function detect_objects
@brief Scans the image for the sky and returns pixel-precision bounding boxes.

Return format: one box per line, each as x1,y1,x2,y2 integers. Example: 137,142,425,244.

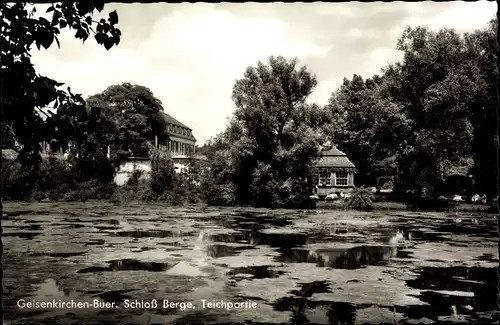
31,1,496,145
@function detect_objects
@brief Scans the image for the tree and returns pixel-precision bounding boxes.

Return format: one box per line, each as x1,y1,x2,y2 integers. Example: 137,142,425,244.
85,83,169,160
325,19,498,202
461,19,498,201
203,56,330,207
385,22,497,198
1,2,122,168
326,74,411,189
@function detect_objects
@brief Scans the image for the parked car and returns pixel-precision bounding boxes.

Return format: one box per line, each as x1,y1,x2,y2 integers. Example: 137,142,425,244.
325,193,339,201
309,195,320,201
438,195,448,202
451,195,464,202
471,194,481,203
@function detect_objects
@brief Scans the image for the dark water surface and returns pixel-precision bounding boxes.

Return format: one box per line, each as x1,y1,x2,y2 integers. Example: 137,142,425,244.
3,202,498,324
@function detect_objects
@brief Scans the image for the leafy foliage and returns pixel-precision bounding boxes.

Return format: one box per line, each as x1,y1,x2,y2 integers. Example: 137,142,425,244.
1,2,121,168
150,148,176,195
326,19,498,202
85,83,169,159
2,155,115,201
345,187,374,211
202,56,330,207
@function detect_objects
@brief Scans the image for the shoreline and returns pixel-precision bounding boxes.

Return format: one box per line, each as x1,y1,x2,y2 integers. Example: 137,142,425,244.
2,199,497,214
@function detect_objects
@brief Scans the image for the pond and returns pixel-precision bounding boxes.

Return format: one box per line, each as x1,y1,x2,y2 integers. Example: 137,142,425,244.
2,202,498,324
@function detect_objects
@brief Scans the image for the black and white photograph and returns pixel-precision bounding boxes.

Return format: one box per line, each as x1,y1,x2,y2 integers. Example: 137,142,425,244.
1,1,499,324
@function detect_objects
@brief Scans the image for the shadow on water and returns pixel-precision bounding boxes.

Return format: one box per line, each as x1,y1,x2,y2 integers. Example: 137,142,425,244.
201,230,309,249
290,280,333,297
111,230,197,238
221,212,293,230
227,265,285,279
205,244,255,258
396,266,499,321
270,281,372,324
77,259,177,273
22,279,136,316
276,245,412,269
62,218,120,225
84,239,106,246
437,222,498,237
274,296,357,324
3,224,43,231
30,251,87,258
473,253,498,262
15,278,110,318
2,232,43,239
94,289,136,304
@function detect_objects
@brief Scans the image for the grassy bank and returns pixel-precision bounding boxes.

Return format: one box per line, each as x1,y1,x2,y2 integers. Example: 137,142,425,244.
317,200,497,213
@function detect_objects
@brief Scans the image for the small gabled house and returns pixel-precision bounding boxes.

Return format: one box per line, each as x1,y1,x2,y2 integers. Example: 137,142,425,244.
312,146,356,197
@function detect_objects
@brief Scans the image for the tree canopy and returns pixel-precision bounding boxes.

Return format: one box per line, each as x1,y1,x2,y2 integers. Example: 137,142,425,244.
85,83,169,158
326,18,498,200
203,56,331,207
1,2,122,168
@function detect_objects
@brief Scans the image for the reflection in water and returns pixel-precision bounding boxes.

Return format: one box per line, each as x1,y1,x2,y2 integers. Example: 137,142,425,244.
204,244,254,258
34,279,80,301
274,297,357,325
277,245,411,269
398,266,499,321
5,206,497,325
227,265,285,279
112,230,196,238
215,212,293,231
2,232,43,239
437,222,497,237
273,281,357,324
77,259,176,273
30,251,87,258
291,280,332,297
24,279,108,317
96,289,135,304
198,230,309,248
4,224,43,231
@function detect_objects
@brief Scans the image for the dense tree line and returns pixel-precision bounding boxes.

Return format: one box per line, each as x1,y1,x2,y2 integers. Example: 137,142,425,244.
2,2,497,208
202,19,498,206
325,20,497,202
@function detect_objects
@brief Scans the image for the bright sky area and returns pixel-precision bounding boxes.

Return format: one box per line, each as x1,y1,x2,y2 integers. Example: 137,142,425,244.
31,1,496,145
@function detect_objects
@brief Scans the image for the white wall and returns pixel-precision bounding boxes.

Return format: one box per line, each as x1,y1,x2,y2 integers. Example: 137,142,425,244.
114,160,152,186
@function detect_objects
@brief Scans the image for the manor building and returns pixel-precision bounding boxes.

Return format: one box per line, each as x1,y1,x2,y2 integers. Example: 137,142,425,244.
159,112,196,155
114,112,206,185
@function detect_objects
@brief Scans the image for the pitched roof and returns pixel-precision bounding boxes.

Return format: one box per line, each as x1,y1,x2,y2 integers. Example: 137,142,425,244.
161,112,191,130
315,146,356,169
161,112,197,142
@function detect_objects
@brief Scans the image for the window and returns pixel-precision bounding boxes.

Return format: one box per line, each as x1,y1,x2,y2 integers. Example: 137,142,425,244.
318,170,331,186
336,172,348,186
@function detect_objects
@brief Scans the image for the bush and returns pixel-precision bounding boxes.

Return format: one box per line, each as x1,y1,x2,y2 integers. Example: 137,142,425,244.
345,187,374,211
382,180,394,190
110,188,124,204
62,191,78,202
150,149,176,195
29,190,48,201
126,169,144,187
